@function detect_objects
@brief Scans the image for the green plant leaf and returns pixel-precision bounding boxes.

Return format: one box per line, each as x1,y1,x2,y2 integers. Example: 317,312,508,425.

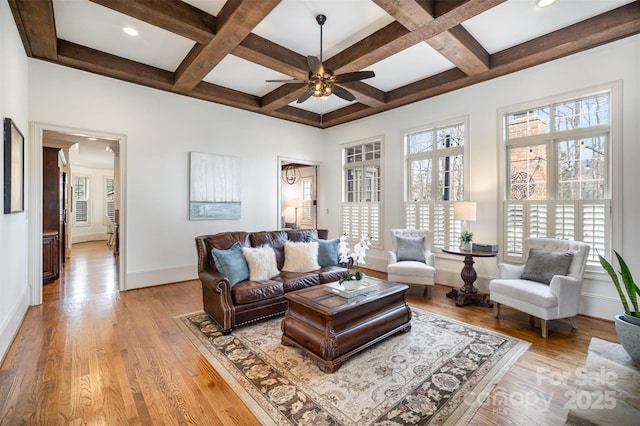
599,252,631,315
614,251,639,317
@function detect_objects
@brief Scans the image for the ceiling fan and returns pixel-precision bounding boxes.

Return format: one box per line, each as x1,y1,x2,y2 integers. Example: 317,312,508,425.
266,14,375,104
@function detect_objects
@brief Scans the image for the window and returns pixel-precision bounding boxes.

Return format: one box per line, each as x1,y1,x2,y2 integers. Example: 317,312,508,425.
74,175,89,225
105,177,115,223
503,91,612,266
300,177,314,226
405,121,467,249
342,138,382,246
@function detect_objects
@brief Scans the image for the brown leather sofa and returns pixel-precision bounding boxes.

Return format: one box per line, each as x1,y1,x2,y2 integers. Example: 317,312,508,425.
195,229,348,334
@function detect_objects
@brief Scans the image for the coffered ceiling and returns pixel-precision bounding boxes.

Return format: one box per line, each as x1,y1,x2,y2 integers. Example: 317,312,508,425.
9,0,640,128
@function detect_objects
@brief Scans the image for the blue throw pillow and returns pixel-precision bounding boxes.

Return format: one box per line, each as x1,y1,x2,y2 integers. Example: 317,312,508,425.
211,242,249,286
309,237,339,266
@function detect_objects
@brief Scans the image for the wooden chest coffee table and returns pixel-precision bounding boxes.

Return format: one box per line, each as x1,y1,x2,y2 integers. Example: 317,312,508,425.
281,279,411,373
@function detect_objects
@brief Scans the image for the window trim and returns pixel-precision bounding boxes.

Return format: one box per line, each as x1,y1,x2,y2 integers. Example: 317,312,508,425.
402,116,470,251
341,135,384,248
73,174,90,227
497,81,622,272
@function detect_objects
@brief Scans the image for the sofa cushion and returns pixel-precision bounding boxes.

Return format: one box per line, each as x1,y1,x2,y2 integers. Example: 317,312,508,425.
521,249,574,285
250,231,288,270
396,235,426,262
282,241,320,272
276,271,320,292
211,242,249,286
317,265,348,284
242,245,280,281
310,237,340,266
232,280,284,305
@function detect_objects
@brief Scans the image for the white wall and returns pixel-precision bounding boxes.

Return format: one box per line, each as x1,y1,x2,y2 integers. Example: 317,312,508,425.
0,0,31,361
323,34,640,321
70,165,113,243
28,60,325,289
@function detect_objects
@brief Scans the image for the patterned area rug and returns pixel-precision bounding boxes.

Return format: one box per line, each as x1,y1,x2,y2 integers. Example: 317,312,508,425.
175,308,530,425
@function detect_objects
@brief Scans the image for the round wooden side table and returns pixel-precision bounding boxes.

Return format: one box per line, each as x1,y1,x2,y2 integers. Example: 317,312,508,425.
442,247,497,308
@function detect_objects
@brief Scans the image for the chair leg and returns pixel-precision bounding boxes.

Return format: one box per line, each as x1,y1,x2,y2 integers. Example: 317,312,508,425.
529,315,535,327
423,286,431,298
494,303,501,318
569,316,578,329
541,319,548,338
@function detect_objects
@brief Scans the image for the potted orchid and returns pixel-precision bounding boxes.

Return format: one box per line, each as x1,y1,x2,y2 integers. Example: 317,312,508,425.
338,235,371,290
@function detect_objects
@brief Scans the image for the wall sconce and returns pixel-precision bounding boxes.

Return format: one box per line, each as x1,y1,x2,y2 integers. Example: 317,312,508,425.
282,164,299,185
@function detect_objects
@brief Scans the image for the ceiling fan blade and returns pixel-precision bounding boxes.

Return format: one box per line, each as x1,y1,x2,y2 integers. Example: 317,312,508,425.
266,79,305,83
296,90,313,104
335,71,375,83
332,85,356,102
307,56,324,75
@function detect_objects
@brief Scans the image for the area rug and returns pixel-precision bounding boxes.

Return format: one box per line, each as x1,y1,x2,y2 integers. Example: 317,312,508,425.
174,308,530,425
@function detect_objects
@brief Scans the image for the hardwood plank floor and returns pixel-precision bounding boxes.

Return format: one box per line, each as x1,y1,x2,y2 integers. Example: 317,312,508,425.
0,241,618,425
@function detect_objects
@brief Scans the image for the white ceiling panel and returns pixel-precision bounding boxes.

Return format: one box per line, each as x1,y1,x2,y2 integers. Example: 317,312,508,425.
53,0,195,72
180,0,226,16
252,0,395,60
203,55,293,97
366,42,455,92
290,95,352,115
463,0,636,54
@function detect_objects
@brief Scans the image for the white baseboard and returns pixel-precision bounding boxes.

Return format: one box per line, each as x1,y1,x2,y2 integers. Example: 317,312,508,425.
125,264,198,290
73,234,108,244
0,285,30,364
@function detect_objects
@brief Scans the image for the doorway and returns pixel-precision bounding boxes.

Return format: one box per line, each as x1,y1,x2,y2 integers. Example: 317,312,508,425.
29,122,126,306
278,157,319,230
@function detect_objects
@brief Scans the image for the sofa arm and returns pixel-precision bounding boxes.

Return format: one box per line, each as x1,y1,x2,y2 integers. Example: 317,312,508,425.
388,250,398,264
549,275,582,317
199,271,235,333
425,251,435,267
498,263,525,279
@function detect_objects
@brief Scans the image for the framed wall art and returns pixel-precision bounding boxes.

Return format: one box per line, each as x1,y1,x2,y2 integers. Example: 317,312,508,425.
4,118,25,214
189,152,241,220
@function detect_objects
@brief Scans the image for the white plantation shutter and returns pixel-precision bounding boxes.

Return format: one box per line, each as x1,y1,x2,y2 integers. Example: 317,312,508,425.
505,203,524,259
341,202,380,246
74,175,89,225
503,90,612,267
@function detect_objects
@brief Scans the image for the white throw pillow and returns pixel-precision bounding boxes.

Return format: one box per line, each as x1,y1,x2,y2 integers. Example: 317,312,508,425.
282,241,320,273
242,245,280,281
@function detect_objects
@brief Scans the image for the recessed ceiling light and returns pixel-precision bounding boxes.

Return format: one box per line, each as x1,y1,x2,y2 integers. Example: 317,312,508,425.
537,0,556,7
123,27,138,36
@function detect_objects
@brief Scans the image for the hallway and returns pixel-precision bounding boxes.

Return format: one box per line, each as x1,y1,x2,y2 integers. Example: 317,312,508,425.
43,241,119,302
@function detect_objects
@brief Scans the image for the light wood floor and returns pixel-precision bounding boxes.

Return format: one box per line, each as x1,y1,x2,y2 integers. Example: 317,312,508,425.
0,241,617,425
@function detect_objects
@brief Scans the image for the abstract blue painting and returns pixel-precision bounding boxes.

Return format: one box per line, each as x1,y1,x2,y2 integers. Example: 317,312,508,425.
189,152,241,220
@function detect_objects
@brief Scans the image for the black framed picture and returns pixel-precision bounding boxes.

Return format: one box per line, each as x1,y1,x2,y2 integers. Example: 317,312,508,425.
4,118,25,214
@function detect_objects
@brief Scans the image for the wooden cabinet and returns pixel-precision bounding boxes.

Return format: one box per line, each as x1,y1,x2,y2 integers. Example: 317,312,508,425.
43,147,62,283
43,232,59,283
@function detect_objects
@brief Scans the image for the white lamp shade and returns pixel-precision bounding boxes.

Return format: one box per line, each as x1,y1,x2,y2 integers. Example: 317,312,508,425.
454,201,477,221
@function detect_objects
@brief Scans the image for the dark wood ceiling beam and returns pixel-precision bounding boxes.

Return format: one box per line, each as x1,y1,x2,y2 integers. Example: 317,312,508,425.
270,106,322,128
490,2,640,72
426,25,490,74
89,0,216,44
322,103,373,127
374,0,490,75
339,81,387,107
57,40,261,112
327,0,503,75
233,33,309,80
189,82,261,110
261,84,307,113
57,40,175,88
173,0,280,92
381,3,640,116
8,0,57,60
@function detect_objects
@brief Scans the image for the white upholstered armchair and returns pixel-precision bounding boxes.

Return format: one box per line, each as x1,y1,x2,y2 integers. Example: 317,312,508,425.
387,229,436,297
489,238,590,338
